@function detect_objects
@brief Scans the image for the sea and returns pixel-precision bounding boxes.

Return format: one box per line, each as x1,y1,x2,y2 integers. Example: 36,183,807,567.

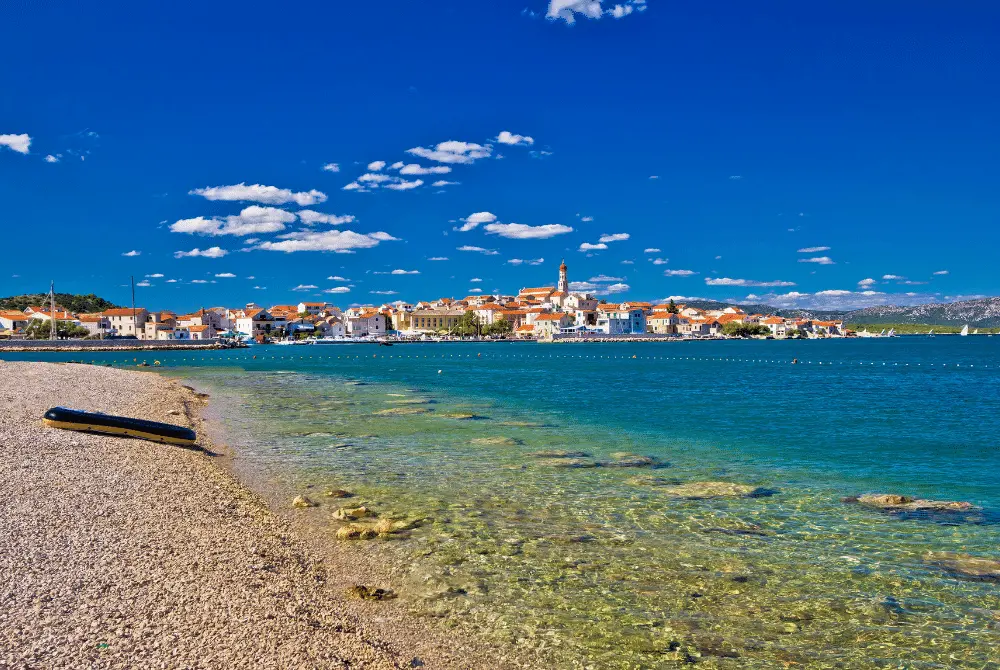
7,337,1000,668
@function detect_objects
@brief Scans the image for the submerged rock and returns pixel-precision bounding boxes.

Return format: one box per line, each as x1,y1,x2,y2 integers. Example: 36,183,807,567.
374,406,431,416
470,436,523,447
389,398,434,405
845,493,980,513
924,552,1000,582
655,481,774,499
498,420,547,428
292,495,317,509
602,452,660,468
537,457,599,469
347,585,397,600
626,475,682,487
333,506,373,520
336,524,373,540
324,489,353,498
529,450,591,458
440,412,480,420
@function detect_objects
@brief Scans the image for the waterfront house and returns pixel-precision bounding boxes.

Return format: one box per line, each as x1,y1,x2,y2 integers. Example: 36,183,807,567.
596,304,646,335
515,323,536,339
346,309,386,337
296,301,329,316
533,312,572,339
761,316,787,338
234,308,278,338
103,308,148,337
647,311,680,335
409,308,465,333
76,313,110,337
0,310,29,335
187,324,216,340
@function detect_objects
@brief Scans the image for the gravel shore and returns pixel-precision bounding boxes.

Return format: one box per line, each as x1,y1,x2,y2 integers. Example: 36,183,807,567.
0,362,512,669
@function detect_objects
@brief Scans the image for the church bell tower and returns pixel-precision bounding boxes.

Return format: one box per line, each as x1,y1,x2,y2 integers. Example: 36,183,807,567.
558,259,569,293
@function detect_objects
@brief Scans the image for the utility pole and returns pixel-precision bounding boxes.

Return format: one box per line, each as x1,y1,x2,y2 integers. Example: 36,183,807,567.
131,276,137,339
49,280,57,341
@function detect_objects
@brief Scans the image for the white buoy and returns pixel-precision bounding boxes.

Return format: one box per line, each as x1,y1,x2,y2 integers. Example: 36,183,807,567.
438,369,442,374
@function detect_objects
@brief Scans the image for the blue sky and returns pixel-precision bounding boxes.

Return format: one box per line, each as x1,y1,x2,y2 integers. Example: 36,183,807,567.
2,0,998,312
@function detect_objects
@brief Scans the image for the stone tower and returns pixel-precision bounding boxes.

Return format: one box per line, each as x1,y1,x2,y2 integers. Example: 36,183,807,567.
558,259,568,293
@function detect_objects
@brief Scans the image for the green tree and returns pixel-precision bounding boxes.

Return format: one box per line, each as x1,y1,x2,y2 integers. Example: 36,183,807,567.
667,299,679,314
488,316,513,337
0,293,119,313
453,311,482,337
722,322,770,338
24,319,91,340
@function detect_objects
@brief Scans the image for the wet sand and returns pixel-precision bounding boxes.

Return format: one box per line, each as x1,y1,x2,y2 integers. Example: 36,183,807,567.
0,362,531,669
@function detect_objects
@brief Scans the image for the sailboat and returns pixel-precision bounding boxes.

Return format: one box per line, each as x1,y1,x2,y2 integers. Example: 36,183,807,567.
928,329,934,338
973,329,979,335
960,324,969,337
887,328,896,338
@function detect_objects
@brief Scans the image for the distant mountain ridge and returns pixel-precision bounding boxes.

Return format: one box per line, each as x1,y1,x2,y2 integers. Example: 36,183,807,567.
0,293,120,314
684,297,1000,327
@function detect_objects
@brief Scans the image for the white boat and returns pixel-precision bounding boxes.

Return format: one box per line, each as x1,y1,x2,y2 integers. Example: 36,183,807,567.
960,324,969,337
887,328,896,338
973,329,979,335
928,329,934,338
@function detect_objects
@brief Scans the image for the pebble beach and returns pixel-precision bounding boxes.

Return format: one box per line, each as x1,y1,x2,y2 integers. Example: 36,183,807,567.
0,361,525,669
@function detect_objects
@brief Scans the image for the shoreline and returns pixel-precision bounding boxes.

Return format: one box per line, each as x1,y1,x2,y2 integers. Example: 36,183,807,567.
0,361,535,668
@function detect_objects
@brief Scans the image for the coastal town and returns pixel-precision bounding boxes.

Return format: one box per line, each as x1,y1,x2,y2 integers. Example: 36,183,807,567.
0,261,848,343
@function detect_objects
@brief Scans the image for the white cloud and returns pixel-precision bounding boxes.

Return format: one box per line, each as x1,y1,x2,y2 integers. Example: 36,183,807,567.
797,246,830,253
146,273,164,278
581,216,594,222
799,256,835,265
215,272,236,278
705,277,795,287
166,279,178,283
468,288,483,293
427,257,449,261
258,229,397,253
729,175,742,180
342,182,366,192
135,280,151,287
0,133,31,154
370,290,398,296
407,140,492,164
384,178,423,191
882,274,905,280
663,269,697,276
600,282,630,295
579,242,608,251
507,258,544,266
190,280,209,284
644,247,660,253
457,245,499,255
470,277,482,282
322,163,340,173
122,250,141,257
292,284,318,291
589,275,623,282
650,258,669,265
485,223,573,239
547,0,646,23
432,180,459,187
398,163,451,175
298,210,355,226
857,278,876,287
44,154,60,163
569,281,599,292
325,287,351,294
598,233,629,243
171,206,297,236
327,275,348,281
933,270,949,275
367,160,386,171
358,173,392,184
189,183,327,206
390,162,404,170
495,131,534,146
649,175,659,180
457,211,497,232
174,247,228,259
621,260,635,264
391,269,420,275
814,289,852,296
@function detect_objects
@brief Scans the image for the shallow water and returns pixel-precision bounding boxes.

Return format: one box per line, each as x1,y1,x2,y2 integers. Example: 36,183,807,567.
9,338,1000,667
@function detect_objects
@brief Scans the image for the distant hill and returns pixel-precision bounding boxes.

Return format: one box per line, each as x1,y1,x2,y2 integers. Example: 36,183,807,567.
0,293,120,314
683,297,1000,326
843,298,1000,327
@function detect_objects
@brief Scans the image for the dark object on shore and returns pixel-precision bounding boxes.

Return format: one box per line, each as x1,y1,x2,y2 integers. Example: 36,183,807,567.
347,585,397,601
42,406,197,446
378,340,393,346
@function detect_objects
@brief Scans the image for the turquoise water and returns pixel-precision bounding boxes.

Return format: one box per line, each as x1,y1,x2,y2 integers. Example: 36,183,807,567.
8,338,1000,667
